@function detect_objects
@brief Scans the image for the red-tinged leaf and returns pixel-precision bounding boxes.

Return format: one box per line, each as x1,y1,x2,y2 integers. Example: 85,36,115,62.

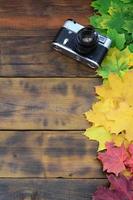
93,175,133,200
125,144,133,173
125,156,133,173
93,187,122,200
128,144,133,154
108,174,133,200
98,142,129,176
130,176,133,189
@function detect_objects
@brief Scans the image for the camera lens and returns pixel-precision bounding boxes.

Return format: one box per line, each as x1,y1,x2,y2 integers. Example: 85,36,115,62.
75,26,98,55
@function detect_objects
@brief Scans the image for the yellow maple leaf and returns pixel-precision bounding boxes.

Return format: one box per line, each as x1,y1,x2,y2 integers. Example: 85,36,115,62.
96,74,123,101
84,126,112,151
96,71,133,106
85,71,133,143
85,99,116,131
106,102,133,142
122,71,133,106
128,53,133,67
112,132,129,147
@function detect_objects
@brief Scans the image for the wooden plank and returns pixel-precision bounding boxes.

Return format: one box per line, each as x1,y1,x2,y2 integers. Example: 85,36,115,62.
0,63,97,77
0,0,92,18
0,178,107,200
0,0,93,36
0,78,100,130
0,131,105,178
0,36,97,77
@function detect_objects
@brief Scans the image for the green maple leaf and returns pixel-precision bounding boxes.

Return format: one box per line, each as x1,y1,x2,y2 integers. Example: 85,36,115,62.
107,13,124,33
108,1,123,15
128,44,133,52
91,13,124,33
120,0,132,3
123,20,133,33
91,0,111,14
107,29,125,50
123,4,133,19
90,0,132,51
90,15,109,30
125,33,133,50
90,15,102,29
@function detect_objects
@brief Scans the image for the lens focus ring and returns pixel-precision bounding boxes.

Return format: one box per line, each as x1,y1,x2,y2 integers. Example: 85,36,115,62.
74,26,98,55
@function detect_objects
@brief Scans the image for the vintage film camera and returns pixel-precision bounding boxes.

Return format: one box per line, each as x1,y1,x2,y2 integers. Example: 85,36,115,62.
52,19,112,69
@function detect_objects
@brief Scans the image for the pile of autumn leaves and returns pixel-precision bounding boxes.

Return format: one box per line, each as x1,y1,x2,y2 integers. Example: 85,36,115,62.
84,71,133,199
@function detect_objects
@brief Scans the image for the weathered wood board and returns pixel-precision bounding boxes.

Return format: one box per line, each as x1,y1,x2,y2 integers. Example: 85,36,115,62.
0,179,107,200
0,131,104,178
0,0,93,36
0,78,100,129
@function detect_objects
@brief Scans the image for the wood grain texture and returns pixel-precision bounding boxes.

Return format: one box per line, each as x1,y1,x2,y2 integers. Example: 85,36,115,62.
0,78,101,130
0,131,105,178
0,179,107,200
0,0,93,36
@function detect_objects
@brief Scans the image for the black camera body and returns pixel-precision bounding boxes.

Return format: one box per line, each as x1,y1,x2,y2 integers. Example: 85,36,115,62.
52,19,112,69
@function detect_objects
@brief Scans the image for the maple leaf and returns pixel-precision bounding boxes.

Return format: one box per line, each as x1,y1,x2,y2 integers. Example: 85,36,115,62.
85,99,115,131
86,100,133,141
108,1,123,16
91,0,111,15
123,20,133,33
85,72,133,142
107,29,125,50
128,144,133,154
90,0,133,51
125,144,133,173
96,71,133,106
108,71,133,106
125,156,133,173
106,102,133,142
84,127,128,152
93,187,122,200
84,126,112,151
129,44,133,52
90,15,109,31
96,73,123,101
108,174,133,199
112,133,129,148
98,142,129,176
107,13,124,33
121,0,132,3
91,9,124,33
85,101,133,142
93,174,133,200
97,48,133,79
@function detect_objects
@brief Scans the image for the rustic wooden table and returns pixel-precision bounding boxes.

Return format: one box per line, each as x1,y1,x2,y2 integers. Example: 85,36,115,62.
0,1,107,199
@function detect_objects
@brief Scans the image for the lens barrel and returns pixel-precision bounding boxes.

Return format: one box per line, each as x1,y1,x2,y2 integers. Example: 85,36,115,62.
75,26,98,55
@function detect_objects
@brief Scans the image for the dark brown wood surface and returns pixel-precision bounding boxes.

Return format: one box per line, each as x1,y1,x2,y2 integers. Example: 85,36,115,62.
0,131,105,178
0,78,100,130
0,179,107,200
0,1,106,199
